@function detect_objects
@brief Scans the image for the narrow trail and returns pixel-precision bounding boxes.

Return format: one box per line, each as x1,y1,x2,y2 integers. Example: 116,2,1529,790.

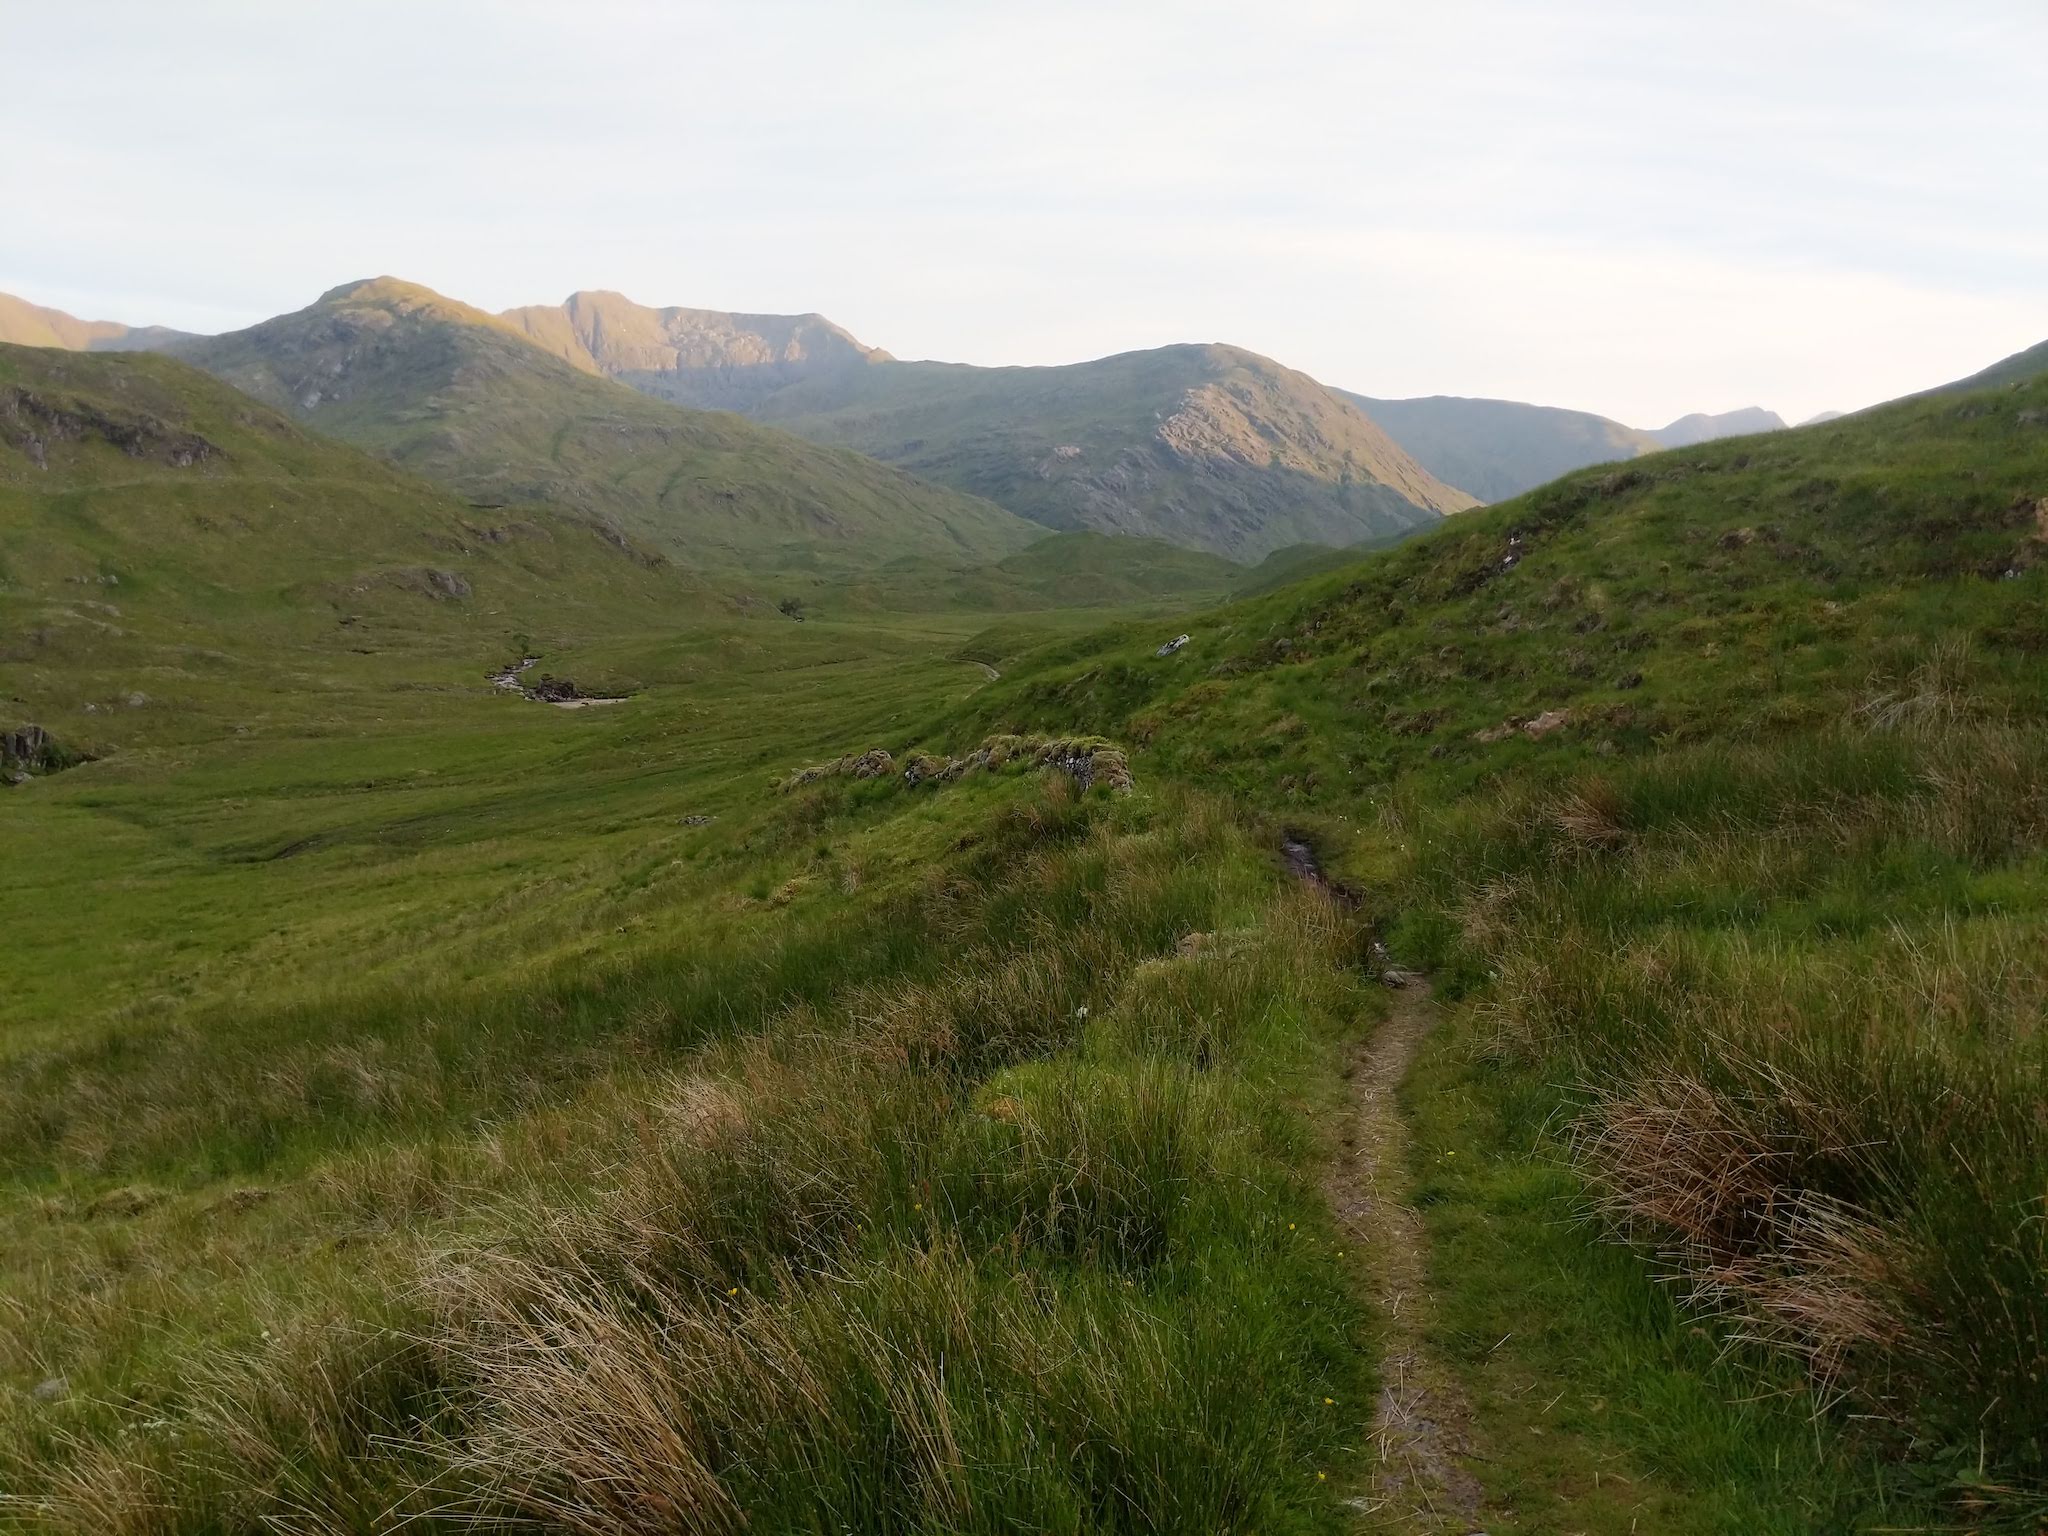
966,659,1000,682
1326,979,1490,1534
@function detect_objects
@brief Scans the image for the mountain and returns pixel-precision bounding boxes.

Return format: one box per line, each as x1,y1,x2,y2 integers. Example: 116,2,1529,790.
1336,391,1661,503
1921,337,2048,395
493,290,1473,561
0,292,192,353
500,291,891,413
10,284,1472,564
1646,405,1786,447
151,279,1038,577
748,343,1474,561
1799,410,1844,426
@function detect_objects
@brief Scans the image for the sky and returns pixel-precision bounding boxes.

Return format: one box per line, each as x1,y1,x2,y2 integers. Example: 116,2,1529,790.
4,0,2045,427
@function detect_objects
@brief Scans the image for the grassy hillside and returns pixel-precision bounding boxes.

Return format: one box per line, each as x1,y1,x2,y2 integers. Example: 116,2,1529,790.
0,343,723,751
809,530,1242,616
158,279,1039,578
1923,335,2048,395
1339,390,1661,502
747,343,1474,561
948,371,2048,1521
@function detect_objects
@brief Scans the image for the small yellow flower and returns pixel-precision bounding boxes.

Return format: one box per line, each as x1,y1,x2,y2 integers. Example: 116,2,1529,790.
1322,1397,1334,1405
1316,1471,1327,1482
913,1202,923,1211
727,1287,738,1296
1287,1222,1295,1231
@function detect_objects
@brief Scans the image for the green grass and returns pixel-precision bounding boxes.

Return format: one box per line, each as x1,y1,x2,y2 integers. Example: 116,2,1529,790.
1,748,1382,1531
811,529,1246,616
951,371,2048,1522
7,344,2048,1529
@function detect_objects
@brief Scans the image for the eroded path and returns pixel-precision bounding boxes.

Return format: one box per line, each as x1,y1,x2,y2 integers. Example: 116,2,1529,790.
1328,979,1490,1534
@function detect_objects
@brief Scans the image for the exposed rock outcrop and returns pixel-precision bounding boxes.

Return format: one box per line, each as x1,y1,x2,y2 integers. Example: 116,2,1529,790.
2,724,85,784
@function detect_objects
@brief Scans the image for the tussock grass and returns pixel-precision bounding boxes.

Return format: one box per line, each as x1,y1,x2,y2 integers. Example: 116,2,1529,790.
4,783,1377,1533
1404,694,2048,1513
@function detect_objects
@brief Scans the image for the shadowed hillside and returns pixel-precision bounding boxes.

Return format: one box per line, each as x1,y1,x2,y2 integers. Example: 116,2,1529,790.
1338,390,1662,502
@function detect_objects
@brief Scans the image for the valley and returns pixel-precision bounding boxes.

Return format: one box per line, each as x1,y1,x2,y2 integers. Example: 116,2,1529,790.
2,283,2045,1534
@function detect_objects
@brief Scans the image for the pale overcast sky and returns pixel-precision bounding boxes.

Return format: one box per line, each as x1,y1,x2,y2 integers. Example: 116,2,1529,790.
4,0,2044,426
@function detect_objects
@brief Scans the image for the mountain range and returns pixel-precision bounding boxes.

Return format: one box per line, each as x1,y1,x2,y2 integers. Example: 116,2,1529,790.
490,292,1796,503
140,279,1039,578
500,290,1475,558
1,283,1477,562
5,282,2040,567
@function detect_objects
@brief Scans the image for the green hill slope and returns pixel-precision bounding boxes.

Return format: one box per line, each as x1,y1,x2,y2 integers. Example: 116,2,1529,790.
1338,390,1662,502
751,343,1475,561
155,279,1039,577
816,529,1242,614
0,342,713,744
946,372,2048,1512
1923,336,2048,395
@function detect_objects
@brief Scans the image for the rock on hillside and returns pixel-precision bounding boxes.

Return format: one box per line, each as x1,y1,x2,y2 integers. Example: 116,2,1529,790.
500,290,891,413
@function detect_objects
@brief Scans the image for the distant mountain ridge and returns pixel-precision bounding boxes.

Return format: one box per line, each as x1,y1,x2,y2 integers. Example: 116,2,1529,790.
500,291,891,413
147,278,1039,577
0,291,193,354
490,290,1474,560
1647,406,1787,448
2,284,1470,564
1336,392,1663,503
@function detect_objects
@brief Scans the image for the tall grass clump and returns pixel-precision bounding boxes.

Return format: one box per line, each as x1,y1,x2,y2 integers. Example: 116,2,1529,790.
1402,678,2048,1517
9,782,1378,1533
